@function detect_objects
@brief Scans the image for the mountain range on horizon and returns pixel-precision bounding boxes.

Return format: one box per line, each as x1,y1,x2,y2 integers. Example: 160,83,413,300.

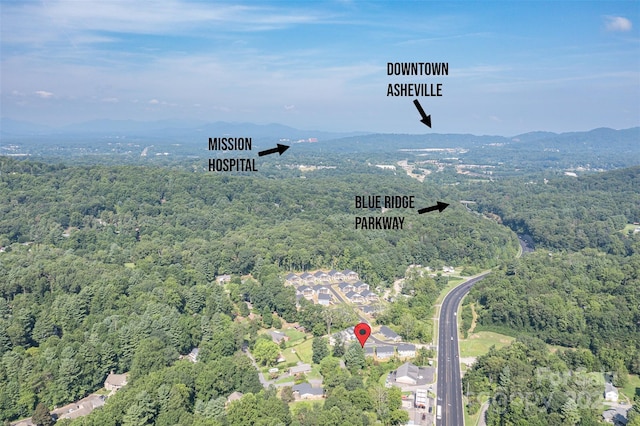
1,117,638,143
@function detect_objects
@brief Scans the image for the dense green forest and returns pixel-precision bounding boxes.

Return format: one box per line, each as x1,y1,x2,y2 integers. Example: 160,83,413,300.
469,248,640,373
1,154,639,425
458,166,640,251
0,157,517,283
463,336,607,425
460,166,640,425
0,156,517,423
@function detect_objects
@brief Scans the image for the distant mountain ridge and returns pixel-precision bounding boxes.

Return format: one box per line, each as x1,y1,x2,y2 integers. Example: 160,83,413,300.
0,117,365,141
2,117,637,143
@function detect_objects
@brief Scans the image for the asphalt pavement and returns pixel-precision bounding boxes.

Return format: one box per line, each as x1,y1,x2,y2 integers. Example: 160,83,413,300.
436,272,490,426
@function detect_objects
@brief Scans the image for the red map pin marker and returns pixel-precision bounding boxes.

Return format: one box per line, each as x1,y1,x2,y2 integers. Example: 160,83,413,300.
354,322,371,348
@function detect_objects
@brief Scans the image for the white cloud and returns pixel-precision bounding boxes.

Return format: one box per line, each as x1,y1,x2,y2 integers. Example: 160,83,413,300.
284,104,295,110
0,0,327,47
604,16,632,32
149,99,160,105
102,97,119,103
35,90,54,98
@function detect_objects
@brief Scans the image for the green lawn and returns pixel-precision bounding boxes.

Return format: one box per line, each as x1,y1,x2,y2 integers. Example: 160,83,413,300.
290,338,313,364
307,365,322,380
464,397,489,426
459,331,515,358
274,374,295,384
281,346,302,364
620,223,639,235
283,329,307,344
621,374,640,401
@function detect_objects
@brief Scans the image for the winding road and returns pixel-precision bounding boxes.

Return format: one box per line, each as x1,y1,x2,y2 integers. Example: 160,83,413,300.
436,272,490,426
436,236,530,425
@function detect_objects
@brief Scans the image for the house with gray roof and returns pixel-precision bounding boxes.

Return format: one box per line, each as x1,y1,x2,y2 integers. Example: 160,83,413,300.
342,269,359,281
376,345,395,359
297,285,314,299
345,291,365,304
269,330,289,344
313,285,331,295
314,271,329,281
602,406,628,425
318,293,332,306
605,382,619,402
379,326,401,342
328,270,344,281
299,272,315,284
289,363,312,376
360,289,378,302
339,282,356,293
292,383,324,400
284,273,300,285
329,326,355,346
355,281,370,292
396,362,420,384
397,343,416,358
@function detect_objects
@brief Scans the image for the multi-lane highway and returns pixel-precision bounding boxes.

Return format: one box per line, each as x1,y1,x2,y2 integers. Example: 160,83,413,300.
436,272,490,426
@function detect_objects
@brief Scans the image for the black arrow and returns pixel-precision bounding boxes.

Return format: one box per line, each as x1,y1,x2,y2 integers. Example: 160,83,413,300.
258,144,290,157
413,99,432,128
418,201,449,214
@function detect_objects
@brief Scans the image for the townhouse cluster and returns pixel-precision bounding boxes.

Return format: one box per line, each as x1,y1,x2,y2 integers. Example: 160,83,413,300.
284,269,379,308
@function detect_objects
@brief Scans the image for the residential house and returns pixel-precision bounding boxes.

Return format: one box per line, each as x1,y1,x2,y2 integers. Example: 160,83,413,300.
355,281,370,292
183,347,199,363
269,330,289,344
376,345,395,359
55,395,106,421
328,269,344,281
289,363,312,376
297,285,315,299
379,326,402,342
104,371,128,392
397,343,416,358
314,271,329,281
602,407,629,425
342,269,359,281
313,285,331,295
361,305,380,315
318,293,332,306
364,346,375,357
226,391,244,407
345,291,365,304
339,282,356,293
396,362,420,385
299,273,315,284
605,383,619,402
216,274,232,284
284,273,300,285
442,266,455,273
329,326,355,346
292,383,324,400
360,289,378,303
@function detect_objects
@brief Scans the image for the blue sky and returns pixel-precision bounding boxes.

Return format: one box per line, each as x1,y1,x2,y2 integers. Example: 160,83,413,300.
1,0,638,135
